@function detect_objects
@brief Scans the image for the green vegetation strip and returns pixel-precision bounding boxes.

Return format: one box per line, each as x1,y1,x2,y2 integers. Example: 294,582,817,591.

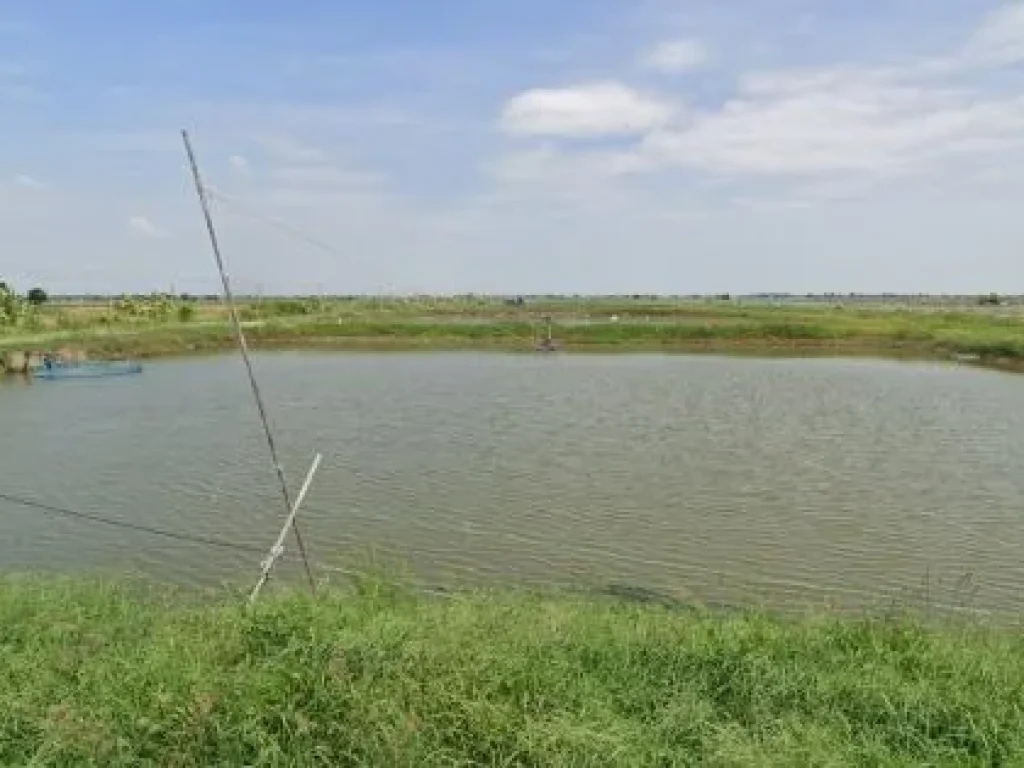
5,297,1024,368
2,578,1023,765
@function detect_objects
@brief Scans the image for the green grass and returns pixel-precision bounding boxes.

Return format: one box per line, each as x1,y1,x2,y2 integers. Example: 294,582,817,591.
5,298,1024,370
2,577,1023,765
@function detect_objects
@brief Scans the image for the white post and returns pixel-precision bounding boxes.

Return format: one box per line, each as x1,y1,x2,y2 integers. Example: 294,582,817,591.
248,453,323,605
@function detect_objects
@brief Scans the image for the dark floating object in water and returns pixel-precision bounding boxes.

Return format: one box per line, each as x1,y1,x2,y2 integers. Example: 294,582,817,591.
32,360,144,380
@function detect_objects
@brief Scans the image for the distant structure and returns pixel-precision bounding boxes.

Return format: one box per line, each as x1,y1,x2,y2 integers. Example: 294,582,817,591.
535,315,557,352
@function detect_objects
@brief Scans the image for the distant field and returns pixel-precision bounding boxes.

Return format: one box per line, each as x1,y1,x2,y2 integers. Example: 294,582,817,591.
3,296,1024,370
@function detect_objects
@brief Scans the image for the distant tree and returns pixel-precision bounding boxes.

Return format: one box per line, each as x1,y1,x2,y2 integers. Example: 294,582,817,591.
27,287,48,305
978,293,1001,306
0,282,24,326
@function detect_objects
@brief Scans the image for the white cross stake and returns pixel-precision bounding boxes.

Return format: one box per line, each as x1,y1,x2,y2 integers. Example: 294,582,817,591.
248,453,323,606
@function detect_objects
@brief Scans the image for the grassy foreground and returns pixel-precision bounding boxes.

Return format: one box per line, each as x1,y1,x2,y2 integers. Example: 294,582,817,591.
2,579,1023,765
5,297,1024,370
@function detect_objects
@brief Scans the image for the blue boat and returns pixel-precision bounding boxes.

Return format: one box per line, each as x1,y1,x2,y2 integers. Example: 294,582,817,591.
32,360,143,380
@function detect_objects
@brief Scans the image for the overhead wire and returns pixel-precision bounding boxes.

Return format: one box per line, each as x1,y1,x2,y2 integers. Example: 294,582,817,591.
203,185,392,296
0,490,265,554
205,186,359,264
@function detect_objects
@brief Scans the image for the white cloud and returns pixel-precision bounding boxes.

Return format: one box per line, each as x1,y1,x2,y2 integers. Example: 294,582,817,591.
228,154,250,171
489,146,644,184
642,69,1024,176
963,2,1024,66
268,164,384,189
639,38,710,74
128,215,165,238
217,158,392,215
737,67,890,98
484,146,648,214
497,5,1024,182
12,174,46,190
500,81,675,137
254,134,329,164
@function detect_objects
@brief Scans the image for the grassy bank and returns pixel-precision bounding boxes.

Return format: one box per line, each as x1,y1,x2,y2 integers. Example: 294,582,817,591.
4,298,1024,369
2,578,1023,765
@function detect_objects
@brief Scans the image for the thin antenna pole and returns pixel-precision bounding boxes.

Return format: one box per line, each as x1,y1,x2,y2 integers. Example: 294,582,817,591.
180,128,317,595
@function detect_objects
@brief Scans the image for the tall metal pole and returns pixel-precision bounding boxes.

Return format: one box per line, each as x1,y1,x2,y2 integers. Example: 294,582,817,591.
181,129,317,594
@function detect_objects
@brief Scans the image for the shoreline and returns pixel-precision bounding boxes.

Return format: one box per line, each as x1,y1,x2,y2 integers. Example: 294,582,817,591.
3,301,1024,374
2,326,1018,374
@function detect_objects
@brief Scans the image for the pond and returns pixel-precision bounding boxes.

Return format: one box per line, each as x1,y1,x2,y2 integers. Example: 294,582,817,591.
2,352,1023,616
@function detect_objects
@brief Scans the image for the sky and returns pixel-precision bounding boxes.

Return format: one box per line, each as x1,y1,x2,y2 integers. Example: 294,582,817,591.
4,1,1024,295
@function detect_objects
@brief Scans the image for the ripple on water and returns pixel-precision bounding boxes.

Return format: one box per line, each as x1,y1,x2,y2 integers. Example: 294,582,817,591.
3,352,1024,616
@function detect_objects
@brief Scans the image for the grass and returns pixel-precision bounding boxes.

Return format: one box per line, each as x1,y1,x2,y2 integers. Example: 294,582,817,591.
4,297,1024,371
2,577,1024,765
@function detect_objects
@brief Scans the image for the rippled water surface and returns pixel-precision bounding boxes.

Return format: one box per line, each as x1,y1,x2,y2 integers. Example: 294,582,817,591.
2,352,1023,615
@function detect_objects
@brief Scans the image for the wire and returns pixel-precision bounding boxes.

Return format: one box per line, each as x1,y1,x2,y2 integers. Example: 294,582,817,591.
206,186,359,263
198,184,406,304
1,487,1009,615
204,186,390,291
0,490,265,554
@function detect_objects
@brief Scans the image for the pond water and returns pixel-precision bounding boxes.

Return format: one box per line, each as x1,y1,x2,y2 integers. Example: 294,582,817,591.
2,352,1023,616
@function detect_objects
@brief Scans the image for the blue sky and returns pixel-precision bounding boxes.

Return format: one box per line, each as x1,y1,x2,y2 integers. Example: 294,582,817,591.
3,0,1024,294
